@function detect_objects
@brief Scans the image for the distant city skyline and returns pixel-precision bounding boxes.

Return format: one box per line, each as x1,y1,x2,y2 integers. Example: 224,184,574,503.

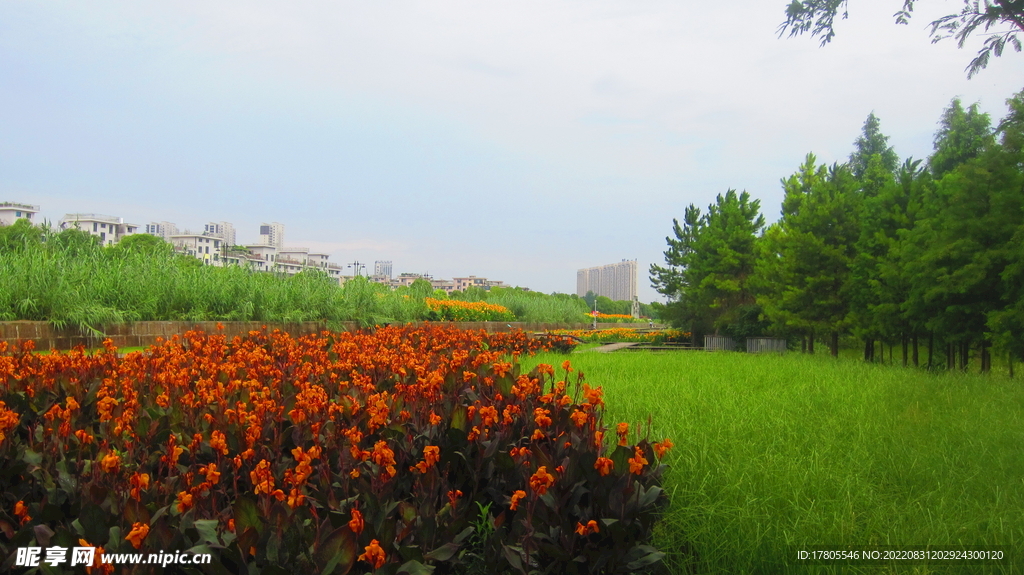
3,1,1022,302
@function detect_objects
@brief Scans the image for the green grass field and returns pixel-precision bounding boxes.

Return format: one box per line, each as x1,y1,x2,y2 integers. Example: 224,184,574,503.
521,349,1024,574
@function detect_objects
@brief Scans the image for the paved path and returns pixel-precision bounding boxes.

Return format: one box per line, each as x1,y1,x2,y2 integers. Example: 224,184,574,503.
588,342,641,353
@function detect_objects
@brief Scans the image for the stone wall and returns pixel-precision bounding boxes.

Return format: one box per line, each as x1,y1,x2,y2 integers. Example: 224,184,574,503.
0,321,651,351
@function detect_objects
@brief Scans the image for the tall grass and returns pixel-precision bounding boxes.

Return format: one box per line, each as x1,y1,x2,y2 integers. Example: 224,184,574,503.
0,226,590,329
521,350,1024,574
456,287,590,323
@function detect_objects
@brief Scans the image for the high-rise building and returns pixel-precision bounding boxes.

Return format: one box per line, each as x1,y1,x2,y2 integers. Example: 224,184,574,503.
374,260,393,280
145,221,179,240
204,221,236,247
259,222,284,248
576,259,637,302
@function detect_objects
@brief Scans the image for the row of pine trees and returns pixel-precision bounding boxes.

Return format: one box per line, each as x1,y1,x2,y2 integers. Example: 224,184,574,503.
651,86,1024,371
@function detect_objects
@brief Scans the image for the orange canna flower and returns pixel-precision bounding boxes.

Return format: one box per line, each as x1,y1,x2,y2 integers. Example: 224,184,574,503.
533,408,552,428
250,459,275,495
561,360,573,372
74,429,94,444
582,384,604,408
492,362,512,377
529,466,555,495
358,539,386,570
478,405,498,427
510,490,526,511
209,430,229,455
594,457,614,477
447,489,463,509
370,440,397,478
79,538,112,575
349,508,364,534
653,438,675,459
575,520,600,536
176,491,194,513
125,522,149,549
286,488,305,509
616,423,629,446
13,500,30,525
423,445,440,466
129,473,150,501
100,452,121,474
199,463,220,485
429,411,442,426
628,447,649,475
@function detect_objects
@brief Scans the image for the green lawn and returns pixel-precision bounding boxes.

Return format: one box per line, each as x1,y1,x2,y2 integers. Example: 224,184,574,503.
521,349,1024,574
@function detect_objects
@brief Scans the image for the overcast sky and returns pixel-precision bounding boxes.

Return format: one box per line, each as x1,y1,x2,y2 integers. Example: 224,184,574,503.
2,1,1022,302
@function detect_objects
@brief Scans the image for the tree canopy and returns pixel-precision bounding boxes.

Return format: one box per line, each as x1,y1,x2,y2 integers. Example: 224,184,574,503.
779,0,1024,77
651,85,1024,370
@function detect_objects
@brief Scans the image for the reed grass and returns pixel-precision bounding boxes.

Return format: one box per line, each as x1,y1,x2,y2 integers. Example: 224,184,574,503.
0,228,592,329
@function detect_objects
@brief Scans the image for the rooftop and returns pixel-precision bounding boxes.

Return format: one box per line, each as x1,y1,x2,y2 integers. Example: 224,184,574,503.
62,213,124,225
0,202,40,211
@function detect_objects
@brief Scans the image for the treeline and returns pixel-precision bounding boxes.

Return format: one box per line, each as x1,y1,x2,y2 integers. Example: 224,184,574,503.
0,222,647,330
652,86,1024,370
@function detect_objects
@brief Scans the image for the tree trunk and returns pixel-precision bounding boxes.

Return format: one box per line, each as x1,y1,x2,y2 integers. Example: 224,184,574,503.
889,342,893,364
927,333,934,370
1010,352,1015,379
864,338,872,362
902,335,908,367
960,340,969,372
981,341,990,373
912,335,919,367
947,342,954,370
830,332,839,358
808,330,815,354
801,336,807,353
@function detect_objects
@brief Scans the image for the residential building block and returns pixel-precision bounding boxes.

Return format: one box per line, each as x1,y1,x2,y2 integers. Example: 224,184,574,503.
577,259,637,302
60,214,139,247
0,202,40,226
145,221,179,240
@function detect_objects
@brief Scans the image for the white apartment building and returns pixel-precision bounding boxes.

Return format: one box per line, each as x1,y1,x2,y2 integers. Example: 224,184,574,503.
170,233,222,265
577,259,637,302
145,221,179,241
259,222,284,248
453,276,506,291
0,202,39,226
430,279,455,293
204,222,236,247
277,247,308,266
374,260,393,279
245,244,278,263
60,214,138,247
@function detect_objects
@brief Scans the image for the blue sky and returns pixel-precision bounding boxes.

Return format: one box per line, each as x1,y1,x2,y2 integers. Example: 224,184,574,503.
2,1,1023,302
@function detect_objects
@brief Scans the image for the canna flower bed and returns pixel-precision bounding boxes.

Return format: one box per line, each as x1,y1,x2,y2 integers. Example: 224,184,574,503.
424,298,516,322
582,313,646,324
0,326,671,574
553,328,691,344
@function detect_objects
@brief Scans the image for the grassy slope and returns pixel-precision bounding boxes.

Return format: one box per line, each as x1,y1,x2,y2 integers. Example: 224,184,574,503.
521,349,1024,574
